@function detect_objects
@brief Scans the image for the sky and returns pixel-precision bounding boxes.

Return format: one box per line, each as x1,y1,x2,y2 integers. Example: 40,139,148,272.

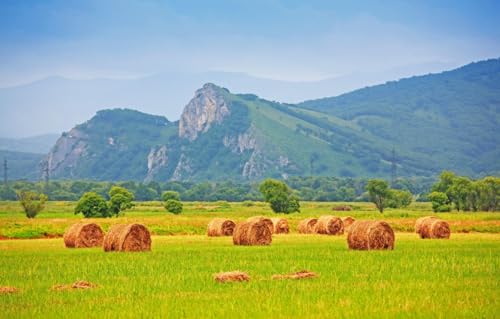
1,0,499,87
0,0,499,138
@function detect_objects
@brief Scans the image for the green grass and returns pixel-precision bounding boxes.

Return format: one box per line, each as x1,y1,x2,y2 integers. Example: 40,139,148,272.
0,233,498,318
0,201,499,239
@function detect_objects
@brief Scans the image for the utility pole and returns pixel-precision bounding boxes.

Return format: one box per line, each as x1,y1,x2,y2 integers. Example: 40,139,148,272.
390,146,397,186
3,158,7,186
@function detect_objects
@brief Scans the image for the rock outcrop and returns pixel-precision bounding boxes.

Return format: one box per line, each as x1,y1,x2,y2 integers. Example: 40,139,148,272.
46,128,88,177
145,145,168,182
178,83,230,141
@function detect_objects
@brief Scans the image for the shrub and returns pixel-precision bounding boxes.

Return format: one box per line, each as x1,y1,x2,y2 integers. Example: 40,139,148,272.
162,191,180,202
259,179,300,214
17,190,48,219
109,186,135,216
164,199,183,214
386,189,413,208
428,191,451,212
75,192,109,218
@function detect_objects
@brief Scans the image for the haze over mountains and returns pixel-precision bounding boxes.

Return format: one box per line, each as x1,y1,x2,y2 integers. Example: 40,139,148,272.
0,62,455,138
1,58,499,181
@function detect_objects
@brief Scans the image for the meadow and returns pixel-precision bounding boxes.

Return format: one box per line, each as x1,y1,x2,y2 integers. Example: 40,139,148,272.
0,201,499,318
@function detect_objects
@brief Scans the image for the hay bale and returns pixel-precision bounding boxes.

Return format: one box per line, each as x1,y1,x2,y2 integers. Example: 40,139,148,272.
214,271,250,283
347,220,395,250
103,224,151,252
415,216,438,234
314,216,344,235
51,280,98,291
272,270,317,280
418,218,451,239
63,223,104,248
341,216,356,231
0,286,19,294
333,205,352,211
246,216,274,234
298,218,318,234
207,218,236,237
271,218,289,234
233,220,272,246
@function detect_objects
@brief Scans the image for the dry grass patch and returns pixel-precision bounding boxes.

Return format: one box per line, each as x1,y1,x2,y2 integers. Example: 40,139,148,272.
272,270,317,280
214,271,250,283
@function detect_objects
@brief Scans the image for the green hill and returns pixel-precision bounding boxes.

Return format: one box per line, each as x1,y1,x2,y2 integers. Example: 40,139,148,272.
299,58,500,177
31,59,500,181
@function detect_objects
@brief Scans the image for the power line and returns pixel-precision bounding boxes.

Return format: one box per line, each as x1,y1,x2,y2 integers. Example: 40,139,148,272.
391,146,397,186
3,158,7,186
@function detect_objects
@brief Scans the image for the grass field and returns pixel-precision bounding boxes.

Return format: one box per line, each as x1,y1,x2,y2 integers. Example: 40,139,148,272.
0,233,499,318
1,201,499,318
0,201,499,239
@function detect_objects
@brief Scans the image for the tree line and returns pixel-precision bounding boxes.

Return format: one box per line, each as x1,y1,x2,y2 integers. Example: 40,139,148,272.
0,176,435,202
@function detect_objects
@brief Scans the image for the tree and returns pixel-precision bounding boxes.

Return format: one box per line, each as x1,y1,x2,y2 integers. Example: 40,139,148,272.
366,179,390,213
17,190,48,218
386,189,413,208
477,176,500,211
108,186,134,216
0,186,17,200
448,177,472,211
428,191,451,212
162,191,180,202
259,179,300,214
164,199,183,214
75,192,109,218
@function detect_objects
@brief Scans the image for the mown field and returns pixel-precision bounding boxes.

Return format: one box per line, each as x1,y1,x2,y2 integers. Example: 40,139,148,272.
0,234,498,318
0,201,499,239
1,201,499,318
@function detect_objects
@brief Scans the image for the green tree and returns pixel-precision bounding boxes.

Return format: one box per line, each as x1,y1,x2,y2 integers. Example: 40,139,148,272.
448,177,472,211
366,179,390,213
477,176,500,211
17,190,48,218
162,191,181,202
428,191,451,212
108,186,134,216
259,179,300,213
75,192,109,218
386,189,413,208
164,199,183,214
0,186,17,200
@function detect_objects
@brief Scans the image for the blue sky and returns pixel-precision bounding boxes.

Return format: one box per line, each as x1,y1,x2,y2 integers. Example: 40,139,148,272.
1,0,500,86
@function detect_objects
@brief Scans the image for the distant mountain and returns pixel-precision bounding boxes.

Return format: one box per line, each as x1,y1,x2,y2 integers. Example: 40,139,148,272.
7,59,499,181
299,58,500,177
0,62,455,138
0,150,44,180
0,134,59,154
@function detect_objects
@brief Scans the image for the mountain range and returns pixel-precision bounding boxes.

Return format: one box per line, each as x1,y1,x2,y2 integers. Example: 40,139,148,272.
2,58,499,181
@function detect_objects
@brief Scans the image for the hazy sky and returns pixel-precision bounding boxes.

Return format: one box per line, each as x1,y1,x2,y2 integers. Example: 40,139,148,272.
1,0,500,87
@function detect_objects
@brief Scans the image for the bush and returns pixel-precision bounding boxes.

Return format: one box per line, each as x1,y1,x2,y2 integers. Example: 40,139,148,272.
242,200,254,207
386,189,413,208
162,191,181,202
109,186,135,216
259,179,300,214
17,190,48,219
428,191,451,212
75,192,109,218
164,199,183,214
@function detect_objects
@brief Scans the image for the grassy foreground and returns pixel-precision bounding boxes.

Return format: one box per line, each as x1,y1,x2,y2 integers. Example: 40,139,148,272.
0,233,499,318
0,201,499,239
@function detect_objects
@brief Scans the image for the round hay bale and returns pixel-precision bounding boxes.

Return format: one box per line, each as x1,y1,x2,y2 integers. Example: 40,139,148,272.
233,220,272,246
63,223,104,248
415,216,438,234
333,205,352,211
103,224,151,252
298,218,318,234
246,216,274,234
314,216,344,235
271,218,289,234
347,220,395,250
419,218,450,239
207,218,236,237
341,216,356,231
214,271,250,283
